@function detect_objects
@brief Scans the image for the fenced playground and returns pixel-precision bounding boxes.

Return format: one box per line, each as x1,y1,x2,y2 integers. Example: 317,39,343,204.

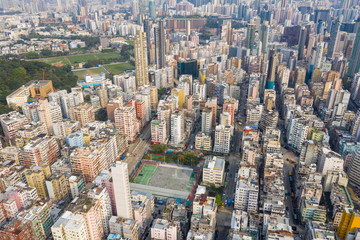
131,160,201,201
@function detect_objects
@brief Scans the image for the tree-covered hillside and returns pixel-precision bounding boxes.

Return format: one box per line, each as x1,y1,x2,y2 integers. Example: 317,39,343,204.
0,59,78,114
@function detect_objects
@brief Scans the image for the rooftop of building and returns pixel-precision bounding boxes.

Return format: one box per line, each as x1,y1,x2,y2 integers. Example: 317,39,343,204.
23,134,49,150
306,221,335,239
331,184,353,208
0,111,26,124
0,219,29,234
152,218,171,230
30,80,52,88
205,156,225,170
66,195,97,214
52,211,85,230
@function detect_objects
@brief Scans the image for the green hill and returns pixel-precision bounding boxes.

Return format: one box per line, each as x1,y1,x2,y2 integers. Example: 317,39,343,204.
0,59,78,114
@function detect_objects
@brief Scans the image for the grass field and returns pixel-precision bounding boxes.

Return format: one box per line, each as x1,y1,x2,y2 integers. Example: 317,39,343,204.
134,164,158,185
133,163,197,193
34,56,70,65
72,62,134,79
34,52,121,66
104,62,134,75
73,67,107,79
147,154,166,162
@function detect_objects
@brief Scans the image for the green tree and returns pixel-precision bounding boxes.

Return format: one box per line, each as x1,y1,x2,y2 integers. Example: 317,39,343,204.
120,44,134,61
84,95,91,102
183,152,199,166
25,51,39,59
208,184,224,195
158,88,166,99
150,144,167,154
40,49,52,57
95,108,107,121
166,152,177,162
178,153,185,165
215,194,222,206
0,59,78,116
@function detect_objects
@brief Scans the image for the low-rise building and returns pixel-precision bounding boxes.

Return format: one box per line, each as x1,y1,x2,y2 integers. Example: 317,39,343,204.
300,198,327,223
108,216,138,239
202,156,225,186
151,218,178,240
304,221,335,240
195,132,212,151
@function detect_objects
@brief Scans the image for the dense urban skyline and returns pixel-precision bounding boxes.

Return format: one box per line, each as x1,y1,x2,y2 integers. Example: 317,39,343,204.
0,0,359,239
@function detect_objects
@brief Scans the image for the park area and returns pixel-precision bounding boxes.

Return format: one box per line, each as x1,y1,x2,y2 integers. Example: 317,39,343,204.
33,52,121,66
131,161,201,200
72,62,134,79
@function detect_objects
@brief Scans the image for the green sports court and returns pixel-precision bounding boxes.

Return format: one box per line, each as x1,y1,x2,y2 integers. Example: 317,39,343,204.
131,162,200,199
133,164,158,185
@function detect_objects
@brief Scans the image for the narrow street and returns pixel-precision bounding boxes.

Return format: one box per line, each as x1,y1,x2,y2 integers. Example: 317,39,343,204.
124,122,152,174
216,154,239,239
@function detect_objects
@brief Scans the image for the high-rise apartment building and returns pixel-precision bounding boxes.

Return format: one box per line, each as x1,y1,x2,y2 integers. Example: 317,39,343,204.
223,100,236,125
155,20,166,69
259,110,279,131
264,89,276,110
25,165,52,200
347,26,360,78
348,149,360,187
201,108,213,133
87,186,112,236
287,117,310,152
96,88,109,108
134,30,149,88
66,197,104,240
45,173,70,201
150,219,178,240
20,201,53,239
149,86,159,111
314,42,324,69
260,21,269,54
171,88,185,107
111,161,133,219
205,97,217,127
213,125,232,153
327,18,340,59
51,211,89,240
107,97,123,122
170,110,185,145
234,165,259,213
246,104,263,126
337,208,360,239
21,135,60,167
69,146,107,183
0,219,37,240
109,217,139,239
294,66,306,87
317,147,344,175
246,20,256,50
17,121,47,139
69,103,95,127
158,106,171,138
151,119,167,144
298,26,307,60
114,106,139,142
0,111,28,140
